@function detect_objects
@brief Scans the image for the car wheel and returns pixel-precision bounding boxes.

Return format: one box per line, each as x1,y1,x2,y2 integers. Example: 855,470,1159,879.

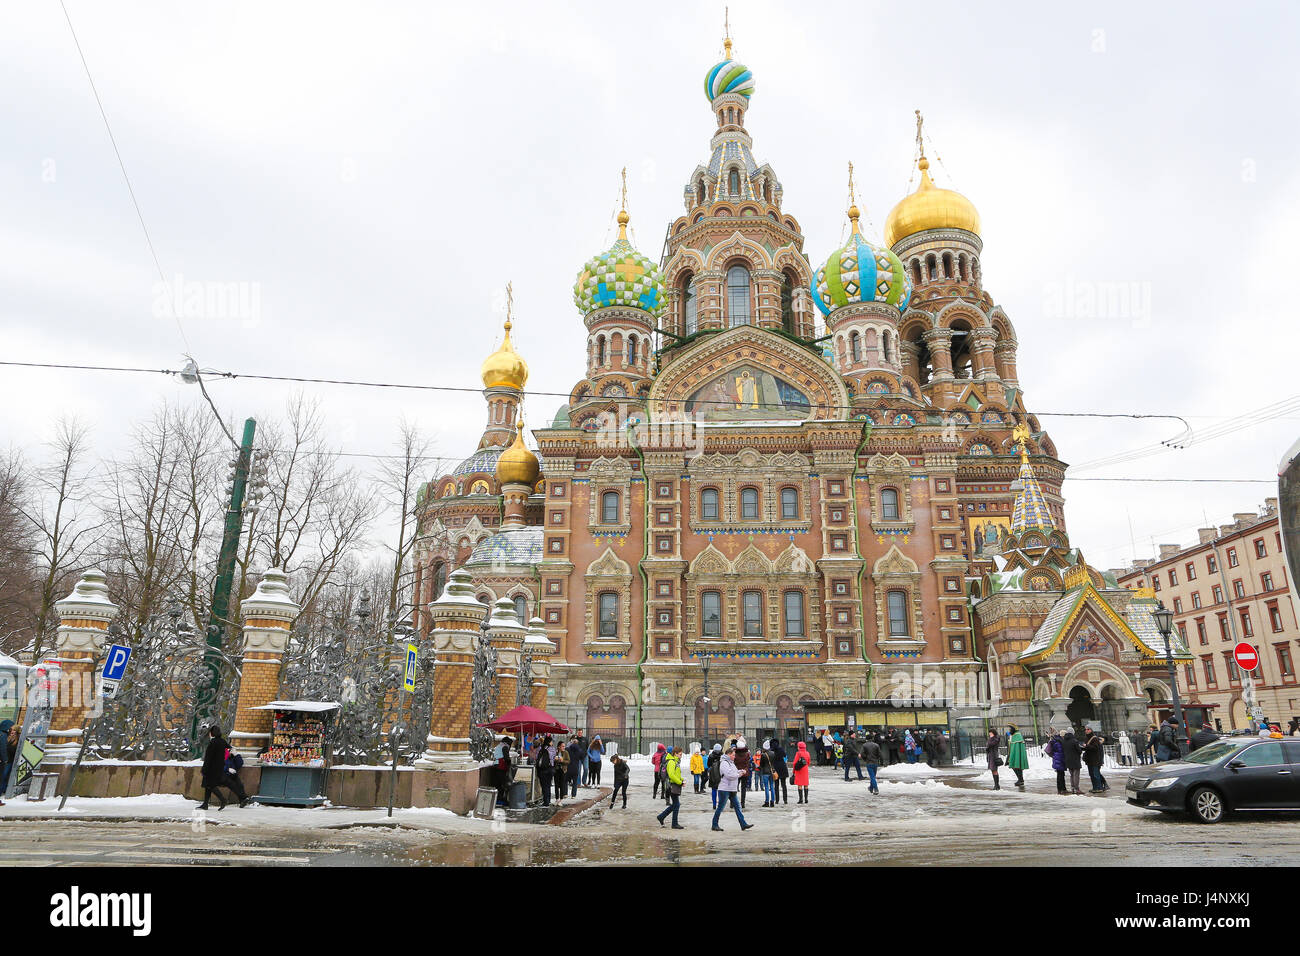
1188,786,1227,824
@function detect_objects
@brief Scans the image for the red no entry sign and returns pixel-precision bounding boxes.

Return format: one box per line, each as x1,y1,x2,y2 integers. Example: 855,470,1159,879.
1233,642,1259,671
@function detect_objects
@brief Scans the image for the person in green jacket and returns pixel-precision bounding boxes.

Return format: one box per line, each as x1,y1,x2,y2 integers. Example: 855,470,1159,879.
656,746,686,829
1006,725,1029,789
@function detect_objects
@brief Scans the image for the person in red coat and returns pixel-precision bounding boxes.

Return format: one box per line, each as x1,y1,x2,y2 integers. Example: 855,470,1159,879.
790,740,812,803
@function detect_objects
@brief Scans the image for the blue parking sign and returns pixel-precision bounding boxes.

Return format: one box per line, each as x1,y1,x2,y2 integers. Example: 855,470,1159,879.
404,644,418,692
102,644,132,682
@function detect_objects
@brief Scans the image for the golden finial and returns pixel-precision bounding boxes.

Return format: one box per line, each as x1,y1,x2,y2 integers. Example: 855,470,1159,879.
846,161,861,234
724,7,732,57
617,167,630,239
1012,422,1031,461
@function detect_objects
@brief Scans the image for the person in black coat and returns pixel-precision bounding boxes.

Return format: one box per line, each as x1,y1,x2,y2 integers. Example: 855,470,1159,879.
1061,729,1084,795
1190,723,1220,751
534,734,554,807
1082,728,1109,792
198,726,245,810
769,739,789,805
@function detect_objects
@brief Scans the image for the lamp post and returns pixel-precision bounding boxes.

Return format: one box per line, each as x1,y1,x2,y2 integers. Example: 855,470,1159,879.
1152,603,1187,756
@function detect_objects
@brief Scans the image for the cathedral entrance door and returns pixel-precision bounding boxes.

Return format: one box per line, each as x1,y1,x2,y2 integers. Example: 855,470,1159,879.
1066,685,1096,732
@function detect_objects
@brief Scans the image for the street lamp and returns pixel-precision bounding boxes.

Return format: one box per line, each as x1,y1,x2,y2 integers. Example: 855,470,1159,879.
1152,602,1187,755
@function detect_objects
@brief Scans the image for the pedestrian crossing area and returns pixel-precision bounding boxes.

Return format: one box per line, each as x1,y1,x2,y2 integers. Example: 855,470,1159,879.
0,821,346,866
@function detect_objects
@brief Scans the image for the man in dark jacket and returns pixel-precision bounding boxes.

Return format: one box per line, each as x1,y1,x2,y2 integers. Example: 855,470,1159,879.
1061,729,1084,795
1156,719,1181,761
733,738,752,808
565,737,584,797
198,725,245,810
885,729,900,765
609,753,630,809
1082,728,1109,792
769,739,789,805
534,735,554,807
861,736,884,794
842,732,865,781
1190,722,1219,751
575,732,589,787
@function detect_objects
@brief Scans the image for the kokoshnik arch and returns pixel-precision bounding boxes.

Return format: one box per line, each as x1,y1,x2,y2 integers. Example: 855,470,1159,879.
409,28,1191,744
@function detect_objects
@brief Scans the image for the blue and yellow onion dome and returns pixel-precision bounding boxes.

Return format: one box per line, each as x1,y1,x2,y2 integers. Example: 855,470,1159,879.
572,211,666,317
480,317,529,389
813,205,912,316
705,51,754,103
883,157,980,248
495,419,540,486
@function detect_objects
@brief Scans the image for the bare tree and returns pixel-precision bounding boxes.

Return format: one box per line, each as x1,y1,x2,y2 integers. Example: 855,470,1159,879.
374,419,433,625
18,418,104,657
0,449,39,655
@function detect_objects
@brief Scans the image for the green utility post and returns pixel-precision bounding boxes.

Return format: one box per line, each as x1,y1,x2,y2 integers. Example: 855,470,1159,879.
190,417,257,753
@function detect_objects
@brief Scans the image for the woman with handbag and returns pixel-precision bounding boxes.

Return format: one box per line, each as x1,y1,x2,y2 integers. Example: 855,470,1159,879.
985,729,1003,790
757,740,776,807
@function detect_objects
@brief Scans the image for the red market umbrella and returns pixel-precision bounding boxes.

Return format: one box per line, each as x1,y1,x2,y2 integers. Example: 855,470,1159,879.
477,704,569,737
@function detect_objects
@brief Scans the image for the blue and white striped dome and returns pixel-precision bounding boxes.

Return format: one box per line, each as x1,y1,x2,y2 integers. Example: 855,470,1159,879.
705,58,754,102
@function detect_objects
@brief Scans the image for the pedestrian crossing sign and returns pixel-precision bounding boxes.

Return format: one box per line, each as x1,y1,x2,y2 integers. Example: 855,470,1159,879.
404,644,418,692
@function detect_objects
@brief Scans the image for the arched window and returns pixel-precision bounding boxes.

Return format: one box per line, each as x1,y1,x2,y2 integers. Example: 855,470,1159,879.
696,178,706,205
682,274,698,335
627,334,637,367
911,259,923,286
512,594,528,625
601,490,620,524
740,487,760,520
784,591,805,637
726,264,751,327
850,331,861,363
728,168,740,196
431,562,447,600
701,590,722,637
701,488,720,520
727,107,735,126
881,488,900,521
887,589,909,637
742,590,763,636
882,331,893,364
596,335,606,366
780,487,798,520
780,271,795,333
943,252,954,278
598,592,619,637
925,254,938,281
958,254,968,281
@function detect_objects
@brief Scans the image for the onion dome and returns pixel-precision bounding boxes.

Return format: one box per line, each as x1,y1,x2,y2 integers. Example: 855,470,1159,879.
813,205,912,316
495,419,540,486
573,210,666,317
705,40,754,103
480,317,529,389
883,156,980,248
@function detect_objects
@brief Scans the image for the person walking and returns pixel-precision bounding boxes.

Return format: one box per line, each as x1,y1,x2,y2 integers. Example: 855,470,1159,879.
587,736,604,786
842,731,865,781
198,726,245,810
1006,725,1029,789
1045,729,1067,795
1117,729,1135,766
710,745,754,832
985,729,1003,790
1190,722,1219,751
1156,718,1181,761
706,743,723,809
609,753,630,808
757,741,776,807
790,740,811,804
657,747,686,829
0,719,16,804
1062,728,1084,794
651,742,667,800
770,738,789,805
565,735,584,797
689,746,705,793
862,734,883,794
553,738,570,802
1142,724,1158,765
903,730,918,764
733,737,752,809
1082,728,1109,792
822,731,836,767
535,734,554,807
575,731,589,787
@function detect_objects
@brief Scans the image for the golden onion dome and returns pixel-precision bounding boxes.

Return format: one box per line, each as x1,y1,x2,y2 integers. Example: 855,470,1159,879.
883,157,980,248
480,318,529,389
495,419,539,486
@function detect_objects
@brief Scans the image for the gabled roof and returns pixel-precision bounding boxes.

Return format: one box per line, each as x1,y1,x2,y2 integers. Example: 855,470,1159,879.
1019,582,1192,663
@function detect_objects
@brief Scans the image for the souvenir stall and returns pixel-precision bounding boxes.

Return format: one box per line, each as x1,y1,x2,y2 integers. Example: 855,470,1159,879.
251,700,339,807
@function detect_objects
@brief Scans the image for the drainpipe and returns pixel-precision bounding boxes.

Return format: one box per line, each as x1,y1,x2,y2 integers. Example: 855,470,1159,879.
849,420,874,697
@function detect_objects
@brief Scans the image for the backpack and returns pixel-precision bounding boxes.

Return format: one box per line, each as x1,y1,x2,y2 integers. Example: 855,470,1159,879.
707,754,723,788
793,753,807,773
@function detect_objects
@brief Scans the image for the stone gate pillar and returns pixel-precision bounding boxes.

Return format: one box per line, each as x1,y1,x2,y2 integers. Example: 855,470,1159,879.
486,598,525,718
416,569,487,767
230,568,300,759
523,616,556,711
45,571,118,764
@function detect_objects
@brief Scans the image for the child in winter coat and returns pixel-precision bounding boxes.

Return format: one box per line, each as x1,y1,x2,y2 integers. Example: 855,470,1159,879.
689,748,705,793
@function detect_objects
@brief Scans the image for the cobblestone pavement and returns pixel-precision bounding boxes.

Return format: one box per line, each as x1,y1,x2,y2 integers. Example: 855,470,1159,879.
3,764,1298,865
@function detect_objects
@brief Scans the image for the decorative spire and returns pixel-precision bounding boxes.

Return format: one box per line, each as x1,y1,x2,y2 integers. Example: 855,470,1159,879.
846,160,861,236
617,166,630,240
480,286,529,390
724,6,732,57
1010,423,1055,534
914,109,934,186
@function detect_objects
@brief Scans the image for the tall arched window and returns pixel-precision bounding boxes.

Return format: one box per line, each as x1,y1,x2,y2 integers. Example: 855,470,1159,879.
728,168,740,196
780,271,795,333
881,488,900,521
887,589,909,637
701,488,720,520
431,562,447,600
512,594,528,625
726,265,751,327
850,331,861,363
740,487,760,520
882,331,893,364
596,335,606,366
696,179,706,205
742,590,763,636
601,490,620,524
598,592,619,638
682,274,698,335
780,487,798,520
784,591,805,637
627,334,637,367
701,590,722,637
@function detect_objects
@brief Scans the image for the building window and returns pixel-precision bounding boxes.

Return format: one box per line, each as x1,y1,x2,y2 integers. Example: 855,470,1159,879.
1173,597,1183,613
1240,609,1254,638
601,491,620,524
740,487,760,520
742,591,763,637
780,487,798,520
1185,562,1196,581
1233,579,1245,600
598,592,618,637
1191,592,1201,609
627,335,638,367
780,271,795,333
1213,585,1223,604
1184,664,1196,688
1206,553,1217,573
728,167,741,196
701,590,722,637
726,264,752,327
1226,655,1241,683
513,595,529,624
682,274,698,335
1169,569,1178,586
887,590,909,637
1196,619,1207,645
1255,538,1267,558
881,488,900,521
1218,613,1229,639
1227,547,1238,568
701,488,720,520
1269,602,1284,632
784,591,805,637
1204,657,1217,686
850,332,861,363
1262,572,1274,592
1152,576,1161,592
1278,645,1295,678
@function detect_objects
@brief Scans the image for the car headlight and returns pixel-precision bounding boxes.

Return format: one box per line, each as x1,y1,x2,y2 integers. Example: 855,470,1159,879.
1145,777,1179,790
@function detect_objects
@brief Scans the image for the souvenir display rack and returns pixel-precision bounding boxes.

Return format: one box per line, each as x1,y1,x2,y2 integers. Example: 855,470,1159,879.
250,700,339,806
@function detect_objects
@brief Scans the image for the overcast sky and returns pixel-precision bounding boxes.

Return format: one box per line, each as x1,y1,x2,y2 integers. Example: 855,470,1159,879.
3,1,1299,571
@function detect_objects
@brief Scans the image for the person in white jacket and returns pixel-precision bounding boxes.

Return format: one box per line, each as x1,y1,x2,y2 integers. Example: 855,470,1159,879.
710,746,754,833
1117,730,1136,766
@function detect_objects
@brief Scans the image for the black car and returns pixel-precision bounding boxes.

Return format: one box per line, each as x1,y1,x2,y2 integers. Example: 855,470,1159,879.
1126,736,1300,823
